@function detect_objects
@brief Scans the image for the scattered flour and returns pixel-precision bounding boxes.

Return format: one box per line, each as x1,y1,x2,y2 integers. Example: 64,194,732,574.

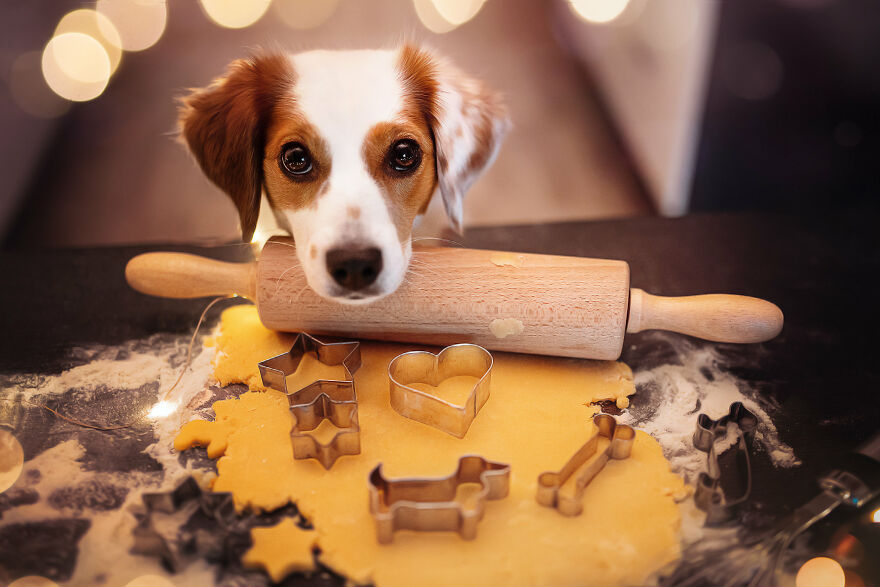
619,333,800,486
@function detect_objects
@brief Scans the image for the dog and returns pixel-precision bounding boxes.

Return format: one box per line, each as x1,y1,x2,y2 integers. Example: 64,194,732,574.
180,46,509,304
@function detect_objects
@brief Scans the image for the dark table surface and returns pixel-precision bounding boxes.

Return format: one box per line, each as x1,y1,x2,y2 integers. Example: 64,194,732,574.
1,210,879,585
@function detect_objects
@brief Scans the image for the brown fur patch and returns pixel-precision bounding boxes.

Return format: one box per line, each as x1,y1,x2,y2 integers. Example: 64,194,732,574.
347,206,361,219
180,52,294,241
261,105,332,212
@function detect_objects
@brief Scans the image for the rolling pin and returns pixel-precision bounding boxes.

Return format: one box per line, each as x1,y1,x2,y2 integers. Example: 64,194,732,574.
125,237,783,360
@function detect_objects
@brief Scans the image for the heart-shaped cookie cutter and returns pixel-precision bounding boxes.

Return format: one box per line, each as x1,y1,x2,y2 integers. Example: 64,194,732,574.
536,413,635,516
368,455,511,543
258,333,362,469
388,344,493,438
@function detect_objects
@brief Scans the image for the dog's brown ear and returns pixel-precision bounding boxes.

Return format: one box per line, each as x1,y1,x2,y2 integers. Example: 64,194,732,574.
180,53,294,241
398,46,510,234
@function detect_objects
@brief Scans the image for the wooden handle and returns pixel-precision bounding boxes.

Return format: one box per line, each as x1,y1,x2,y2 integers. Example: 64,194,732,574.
626,288,783,343
125,252,256,300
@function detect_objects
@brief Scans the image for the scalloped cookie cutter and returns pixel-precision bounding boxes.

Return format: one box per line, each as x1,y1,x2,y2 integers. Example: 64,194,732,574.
692,401,758,525
368,455,511,543
258,333,362,469
388,344,493,438
536,414,635,517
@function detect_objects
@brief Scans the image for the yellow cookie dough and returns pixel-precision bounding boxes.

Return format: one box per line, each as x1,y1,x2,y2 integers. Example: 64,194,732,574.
242,518,317,582
176,305,685,586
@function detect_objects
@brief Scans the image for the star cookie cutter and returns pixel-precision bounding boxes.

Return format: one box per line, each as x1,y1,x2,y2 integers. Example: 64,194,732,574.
258,333,362,469
692,401,758,525
388,344,493,438
368,455,511,543
536,414,636,517
131,476,237,572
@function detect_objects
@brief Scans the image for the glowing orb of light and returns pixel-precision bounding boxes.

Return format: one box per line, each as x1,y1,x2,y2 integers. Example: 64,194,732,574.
41,32,112,102
147,400,179,419
569,0,631,24
55,9,123,74
0,429,24,494
274,0,340,30
199,0,272,29
430,0,486,26
796,557,845,587
96,0,167,51
8,577,60,587
413,0,458,33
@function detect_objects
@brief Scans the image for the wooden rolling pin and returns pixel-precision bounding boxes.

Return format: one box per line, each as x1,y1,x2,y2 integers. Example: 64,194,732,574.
125,237,783,360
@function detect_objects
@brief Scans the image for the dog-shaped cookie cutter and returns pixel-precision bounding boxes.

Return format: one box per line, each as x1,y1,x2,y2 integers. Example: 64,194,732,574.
536,414,636,516
258,333,362,469
388,344,493,438
368,455,511,543
692,401,758,525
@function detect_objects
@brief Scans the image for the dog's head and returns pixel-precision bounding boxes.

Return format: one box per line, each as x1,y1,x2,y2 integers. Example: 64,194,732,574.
180,46,508,304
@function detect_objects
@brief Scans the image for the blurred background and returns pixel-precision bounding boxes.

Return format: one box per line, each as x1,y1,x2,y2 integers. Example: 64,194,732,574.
1,0,878,248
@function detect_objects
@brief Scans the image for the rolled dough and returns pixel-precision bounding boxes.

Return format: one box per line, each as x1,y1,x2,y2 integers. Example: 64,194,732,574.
175,305,685,586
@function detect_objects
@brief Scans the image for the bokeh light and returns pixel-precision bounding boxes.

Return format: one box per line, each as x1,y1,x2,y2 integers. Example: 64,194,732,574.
124,575,175,587
872,507,880,523
569,0,631,24
96,0,167,51
431,0,486,26
55,9,123,74
9,52,71,118
0,429,24,494
199,0,272,29
274,0,340,30
8,577,59,587
413,0,458,33
41,32,112,102
721,40,784,101
796,557,845,587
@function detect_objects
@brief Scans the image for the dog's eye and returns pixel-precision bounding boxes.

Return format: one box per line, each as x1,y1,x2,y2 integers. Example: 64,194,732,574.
388,139,421,173
279,142,313,176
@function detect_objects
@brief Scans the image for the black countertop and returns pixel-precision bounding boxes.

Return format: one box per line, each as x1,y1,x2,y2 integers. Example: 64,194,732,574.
1,210,879,585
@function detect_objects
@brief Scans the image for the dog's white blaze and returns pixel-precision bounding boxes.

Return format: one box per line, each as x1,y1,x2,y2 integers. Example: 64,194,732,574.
283,50,410,301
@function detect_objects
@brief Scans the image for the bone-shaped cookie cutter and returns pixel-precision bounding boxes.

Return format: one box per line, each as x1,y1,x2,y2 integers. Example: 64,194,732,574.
692,401,758,525
131,476,237,572
258,333,362,469
388,344,493,438
536,414,635,516
368,455,510,543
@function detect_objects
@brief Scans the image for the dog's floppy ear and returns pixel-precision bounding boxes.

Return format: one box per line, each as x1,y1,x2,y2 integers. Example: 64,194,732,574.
399,46,510,234
180,53,294,241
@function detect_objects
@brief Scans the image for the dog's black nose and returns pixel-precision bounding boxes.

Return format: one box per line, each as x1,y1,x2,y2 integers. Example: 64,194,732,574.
326,247,383,291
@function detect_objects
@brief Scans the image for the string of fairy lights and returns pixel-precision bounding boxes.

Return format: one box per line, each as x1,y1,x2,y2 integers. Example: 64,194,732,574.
15,0,638,116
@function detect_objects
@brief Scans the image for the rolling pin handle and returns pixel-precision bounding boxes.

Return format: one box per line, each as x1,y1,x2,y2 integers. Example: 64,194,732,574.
125,252,257,300
626,288,784,343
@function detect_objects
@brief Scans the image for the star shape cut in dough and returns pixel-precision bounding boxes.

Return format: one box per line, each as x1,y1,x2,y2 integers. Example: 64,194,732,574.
242,518,317,582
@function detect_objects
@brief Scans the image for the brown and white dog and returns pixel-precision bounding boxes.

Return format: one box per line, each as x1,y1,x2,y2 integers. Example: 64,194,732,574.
180,46,509,304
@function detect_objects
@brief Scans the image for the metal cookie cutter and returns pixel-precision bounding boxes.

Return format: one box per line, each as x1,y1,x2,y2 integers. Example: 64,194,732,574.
131,476,236,571
258,333,362,469
692,401,758,525
368,455,511,543
536,414,636,517
388,344,493,438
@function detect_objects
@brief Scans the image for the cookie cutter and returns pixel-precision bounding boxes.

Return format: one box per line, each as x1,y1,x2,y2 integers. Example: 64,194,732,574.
368,455,510,543
388,344,493,438
692,401,758,525
258,333,362,469
131,476,236,571
536,413,635,517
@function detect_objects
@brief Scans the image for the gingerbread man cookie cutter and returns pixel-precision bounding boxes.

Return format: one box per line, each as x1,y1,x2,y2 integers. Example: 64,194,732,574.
368,455,511,543
388,344,493,438
692,401,758,525
258,333,362,469
536,413,636,517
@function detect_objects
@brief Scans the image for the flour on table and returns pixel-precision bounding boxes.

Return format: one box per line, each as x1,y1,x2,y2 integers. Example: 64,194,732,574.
619,332,800,484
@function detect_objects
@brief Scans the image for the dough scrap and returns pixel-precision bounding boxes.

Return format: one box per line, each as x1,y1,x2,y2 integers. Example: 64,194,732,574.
489,317,525,339
175,305,684,586
241,518,317,582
